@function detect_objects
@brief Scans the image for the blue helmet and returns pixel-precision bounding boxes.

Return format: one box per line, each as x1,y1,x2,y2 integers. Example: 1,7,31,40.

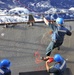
0,59,11,68
56,17,64,25
54,54,63,62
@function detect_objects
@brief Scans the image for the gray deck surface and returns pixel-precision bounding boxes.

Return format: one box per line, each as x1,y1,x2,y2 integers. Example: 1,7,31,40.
0,21,74,75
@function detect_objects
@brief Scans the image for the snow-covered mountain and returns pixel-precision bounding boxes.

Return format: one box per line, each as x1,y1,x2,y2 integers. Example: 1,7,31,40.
0,0,74,12
0,0,14,9
0,0,74,24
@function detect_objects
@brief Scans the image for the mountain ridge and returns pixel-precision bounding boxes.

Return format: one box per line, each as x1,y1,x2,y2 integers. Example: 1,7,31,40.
0,0,74,12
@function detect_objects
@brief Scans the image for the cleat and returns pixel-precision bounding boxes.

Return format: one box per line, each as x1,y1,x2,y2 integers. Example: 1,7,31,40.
40,57,44,60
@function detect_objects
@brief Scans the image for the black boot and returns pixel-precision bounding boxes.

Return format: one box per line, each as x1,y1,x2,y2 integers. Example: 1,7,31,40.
58,46,60,50
46,52,51,56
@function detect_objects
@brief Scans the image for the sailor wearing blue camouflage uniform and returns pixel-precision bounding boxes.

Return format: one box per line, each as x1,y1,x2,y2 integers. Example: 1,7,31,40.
43,17,72,56
45,54,66,75
0,59,11,75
